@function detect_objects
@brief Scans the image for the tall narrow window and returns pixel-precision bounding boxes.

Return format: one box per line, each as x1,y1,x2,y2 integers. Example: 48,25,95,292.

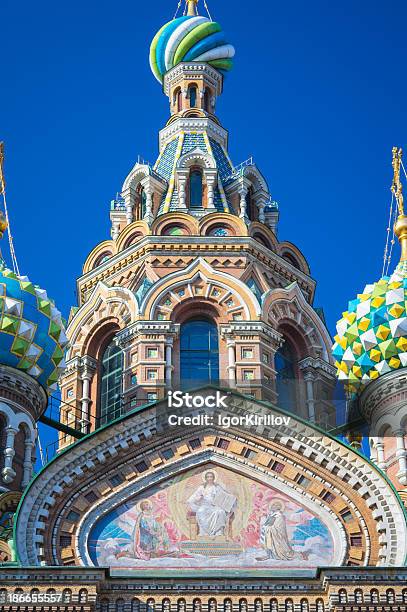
204,89,211,112
189,169,203,208
100,340,123,425
180,319,219,388
174,88,182,113
275,338,297,412
141,188,147,218
189,85,198,108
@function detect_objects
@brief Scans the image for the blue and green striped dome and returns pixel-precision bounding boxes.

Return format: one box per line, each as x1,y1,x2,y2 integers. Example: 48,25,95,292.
150,16,235,83
0,260,68,393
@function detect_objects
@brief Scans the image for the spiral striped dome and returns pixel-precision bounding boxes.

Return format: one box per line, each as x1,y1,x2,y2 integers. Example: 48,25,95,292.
150,16,235,83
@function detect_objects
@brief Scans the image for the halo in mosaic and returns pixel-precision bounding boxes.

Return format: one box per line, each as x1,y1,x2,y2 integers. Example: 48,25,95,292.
149,16,235,83
0,259,68,393
332,261,407,394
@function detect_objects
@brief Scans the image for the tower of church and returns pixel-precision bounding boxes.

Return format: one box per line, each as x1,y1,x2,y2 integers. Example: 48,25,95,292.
2,1,407,606
0,213,68,562
59,0,336,440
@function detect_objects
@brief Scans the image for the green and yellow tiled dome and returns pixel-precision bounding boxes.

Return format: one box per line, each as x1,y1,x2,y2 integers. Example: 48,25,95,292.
0,259,68,393
332,260,407,394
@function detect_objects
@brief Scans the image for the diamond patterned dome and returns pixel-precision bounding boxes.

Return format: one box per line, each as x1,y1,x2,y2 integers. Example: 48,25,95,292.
332,261,407,394
0,259,68,392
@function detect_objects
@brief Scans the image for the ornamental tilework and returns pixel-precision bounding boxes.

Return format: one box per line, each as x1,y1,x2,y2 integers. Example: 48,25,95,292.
0,260,68,392
332,260,407,394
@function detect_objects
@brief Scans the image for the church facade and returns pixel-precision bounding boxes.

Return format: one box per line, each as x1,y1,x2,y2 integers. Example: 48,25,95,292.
1,1,407,610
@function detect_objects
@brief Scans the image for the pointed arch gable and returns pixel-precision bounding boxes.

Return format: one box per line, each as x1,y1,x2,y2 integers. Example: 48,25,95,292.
139,257,262,320
262,283,333,362
66,282,139,358
14,390,407,568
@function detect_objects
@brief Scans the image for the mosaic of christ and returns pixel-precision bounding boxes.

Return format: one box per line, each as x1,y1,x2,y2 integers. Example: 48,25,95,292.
88,465,334,569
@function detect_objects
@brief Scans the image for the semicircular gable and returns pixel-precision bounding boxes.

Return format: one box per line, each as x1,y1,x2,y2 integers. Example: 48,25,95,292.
14,391,407,569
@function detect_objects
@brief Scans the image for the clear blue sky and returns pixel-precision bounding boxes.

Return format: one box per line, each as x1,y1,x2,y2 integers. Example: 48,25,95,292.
1,0,406,459
2,0,407,330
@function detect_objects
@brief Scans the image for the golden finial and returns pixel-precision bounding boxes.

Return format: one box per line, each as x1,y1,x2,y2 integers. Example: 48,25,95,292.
392,147,407,261
186,0,198,16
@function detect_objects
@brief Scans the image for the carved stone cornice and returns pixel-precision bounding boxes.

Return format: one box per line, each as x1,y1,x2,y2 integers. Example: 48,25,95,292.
220,321,283,348
298,357,337,379
0,365,47,420
116,321,180,346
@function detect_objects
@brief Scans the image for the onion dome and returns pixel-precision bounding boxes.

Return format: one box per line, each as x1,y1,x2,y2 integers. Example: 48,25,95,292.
332,262,407,394
333,147,407,394
149,14,235,83
0,259,68,392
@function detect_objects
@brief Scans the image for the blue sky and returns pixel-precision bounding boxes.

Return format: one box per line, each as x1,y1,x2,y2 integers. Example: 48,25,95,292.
1,0,406,458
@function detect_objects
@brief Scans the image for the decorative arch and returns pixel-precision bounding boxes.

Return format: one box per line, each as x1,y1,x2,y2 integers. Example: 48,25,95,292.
83,241,117,275
262,283,333,363
66,283,139,359
139,258,262,321
121,164,152,194
278,241,310,275
14,390,407,568
177,148,217,171
199,213,247,237
152,213,199,237
116,220,150,252
249,222,278,252
242,166,269,194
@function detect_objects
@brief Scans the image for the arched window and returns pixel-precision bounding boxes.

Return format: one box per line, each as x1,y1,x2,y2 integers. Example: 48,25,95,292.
189,168,203,208
285,600,293,612
245,187,256,221
101,599,110,612
177,600,186,612
78,590,88,604
132,599,141,612
354,589,363,604
386,589,395,604
141,188,147,219
254,600,262,612
180,319,219,387
275,337,298,412
208,599,217,612
116,599,125,612
270,600,278,612
338,590,347,604
192,599,201,612
146,599,155,612
224,599,232,612
100,339,124,425
403,589,407,604
239,600,247,612
300,600,309,612
174,87,182,113
370,590,379,604
315,600,324,612
189,85,198,108
204,88,211,112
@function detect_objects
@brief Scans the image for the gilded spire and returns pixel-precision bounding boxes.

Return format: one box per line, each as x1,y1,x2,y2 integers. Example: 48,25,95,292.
392,147,407,261
0,143,8,239
186,0,198,16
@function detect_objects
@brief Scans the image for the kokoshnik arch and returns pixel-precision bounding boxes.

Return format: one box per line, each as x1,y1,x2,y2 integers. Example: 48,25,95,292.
1,0,407,609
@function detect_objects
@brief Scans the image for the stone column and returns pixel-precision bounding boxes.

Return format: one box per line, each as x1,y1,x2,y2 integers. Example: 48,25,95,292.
206,170,217,209
303,372,316,422
143,184,154,226
227,340,236,388
22,437,35,487
238,186,249,222
395,429,407,485
375,439,386,470
80,357,97,434
1,426,18,484
177,171,189,209
165,338,174,390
